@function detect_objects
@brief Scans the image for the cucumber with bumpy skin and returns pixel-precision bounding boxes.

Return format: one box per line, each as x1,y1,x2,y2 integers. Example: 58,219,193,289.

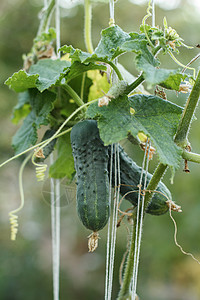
70,120,109,231
108,144,171,215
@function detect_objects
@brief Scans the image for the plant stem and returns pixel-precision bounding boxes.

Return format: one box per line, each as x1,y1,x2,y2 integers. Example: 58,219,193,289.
108,61,124,81
118,163,167,299
125,73,145,95
81,72,86,101
84,0,94,54
182,150,200,164
95,59,124,81
174,70,200,147
144,163,168,209
117,213,137,300
61,83,85,108
152,45,162,56
37,0,55,35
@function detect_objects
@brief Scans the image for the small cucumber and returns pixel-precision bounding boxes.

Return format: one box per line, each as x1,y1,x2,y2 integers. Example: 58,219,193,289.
70,120,110,231
108,144,171,215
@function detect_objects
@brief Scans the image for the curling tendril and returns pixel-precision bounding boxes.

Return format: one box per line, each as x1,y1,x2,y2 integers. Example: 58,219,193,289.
9,153,31,241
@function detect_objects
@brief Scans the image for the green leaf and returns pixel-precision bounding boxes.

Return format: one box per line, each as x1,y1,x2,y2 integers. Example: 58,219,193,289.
60,26,147,62
94,25,131,59
29,59,70,92
86,94,183,168
12,113,38,155
49,135,75,179
95,26,157,65
59,45,91,63
160,73,187,91
137,58,172,86
136,54,186,89
65,61,106,83
121,39,155,62
5,70,39,92
12,90,56,154
12,91,31,124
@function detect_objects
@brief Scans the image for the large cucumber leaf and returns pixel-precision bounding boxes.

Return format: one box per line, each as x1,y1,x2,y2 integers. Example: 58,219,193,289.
12,89,56,154
29,59,70,92
12,91,31,124
5,70,39,92
59,26,148,62
86,94,183,169
5,59,70,93
135,53,186,89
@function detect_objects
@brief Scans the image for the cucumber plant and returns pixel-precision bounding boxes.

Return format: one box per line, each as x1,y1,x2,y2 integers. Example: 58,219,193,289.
2,0,200,299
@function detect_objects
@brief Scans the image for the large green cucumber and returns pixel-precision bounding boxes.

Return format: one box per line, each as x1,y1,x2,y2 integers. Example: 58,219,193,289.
70,120,110,231
108,144,171,215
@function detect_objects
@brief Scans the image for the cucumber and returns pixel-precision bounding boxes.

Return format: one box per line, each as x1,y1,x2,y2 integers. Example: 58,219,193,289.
70,120,109,231
108,144,171,215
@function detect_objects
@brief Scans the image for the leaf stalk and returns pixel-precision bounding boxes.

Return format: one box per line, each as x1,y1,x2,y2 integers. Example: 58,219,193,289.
125,74,145,95
174,69,200,147
62,83,85,108
182,150,200,164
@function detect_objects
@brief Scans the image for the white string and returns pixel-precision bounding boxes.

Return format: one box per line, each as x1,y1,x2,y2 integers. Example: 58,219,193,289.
105,144,113,300
151,0,155,27
130,142,147,297
50,158,61,300
56,179,60,299
108,145,120,299
105,144,121,300
108,144,120,300
131,140,151,300
44,0,48,8
109,0,115,24
105,3,118,299
50,2,61,299
50,154,60,300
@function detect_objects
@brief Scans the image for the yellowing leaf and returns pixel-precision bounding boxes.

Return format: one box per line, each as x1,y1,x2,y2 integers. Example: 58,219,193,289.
87,70,110,101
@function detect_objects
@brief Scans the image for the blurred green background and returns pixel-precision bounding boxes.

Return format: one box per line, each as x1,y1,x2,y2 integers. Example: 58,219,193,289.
0,0,200,299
